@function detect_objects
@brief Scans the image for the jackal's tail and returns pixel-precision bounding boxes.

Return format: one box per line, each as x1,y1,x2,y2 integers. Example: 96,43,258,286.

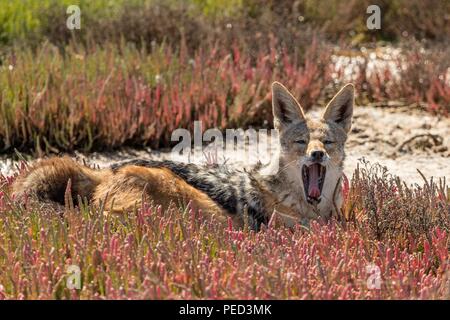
11,157,108,205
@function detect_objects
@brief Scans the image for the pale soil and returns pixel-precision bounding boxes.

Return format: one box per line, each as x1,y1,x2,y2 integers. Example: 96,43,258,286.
3,104,447,186
344,106,449,185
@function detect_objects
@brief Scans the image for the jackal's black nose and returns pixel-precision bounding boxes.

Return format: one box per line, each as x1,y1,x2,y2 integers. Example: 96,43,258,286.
311,150,325,161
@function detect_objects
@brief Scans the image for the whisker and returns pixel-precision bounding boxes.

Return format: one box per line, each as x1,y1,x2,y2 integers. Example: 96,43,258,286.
276,159,299,175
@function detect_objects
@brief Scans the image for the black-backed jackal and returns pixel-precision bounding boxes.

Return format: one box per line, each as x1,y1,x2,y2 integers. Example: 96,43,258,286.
12,82,354,230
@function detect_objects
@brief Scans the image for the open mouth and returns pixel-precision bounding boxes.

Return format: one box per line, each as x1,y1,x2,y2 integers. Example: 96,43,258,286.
302,163,326,204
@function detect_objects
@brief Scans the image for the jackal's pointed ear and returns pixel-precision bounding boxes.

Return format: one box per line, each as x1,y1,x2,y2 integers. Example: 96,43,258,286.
322,84,354,133
272,82,306,130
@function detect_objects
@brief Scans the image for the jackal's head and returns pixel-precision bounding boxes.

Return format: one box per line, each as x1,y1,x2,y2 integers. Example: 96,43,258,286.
271,82,354,205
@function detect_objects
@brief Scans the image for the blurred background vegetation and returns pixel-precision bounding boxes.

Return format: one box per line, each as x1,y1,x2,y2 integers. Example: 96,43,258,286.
1,0,448,48
0,0,448,154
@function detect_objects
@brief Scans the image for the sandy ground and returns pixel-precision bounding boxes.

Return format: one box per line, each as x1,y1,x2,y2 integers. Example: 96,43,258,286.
2,104,447,186
344,105,449,184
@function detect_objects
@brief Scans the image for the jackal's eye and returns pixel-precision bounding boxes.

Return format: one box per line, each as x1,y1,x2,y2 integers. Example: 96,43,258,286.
324,140,335,145
295,139,306,145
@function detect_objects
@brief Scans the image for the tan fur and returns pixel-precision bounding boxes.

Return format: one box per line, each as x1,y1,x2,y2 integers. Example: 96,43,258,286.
93,165,234,224
12,157,107,203
12,157,239,226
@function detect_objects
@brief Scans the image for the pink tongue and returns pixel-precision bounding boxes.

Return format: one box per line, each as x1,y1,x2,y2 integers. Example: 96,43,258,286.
308,165,321,198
